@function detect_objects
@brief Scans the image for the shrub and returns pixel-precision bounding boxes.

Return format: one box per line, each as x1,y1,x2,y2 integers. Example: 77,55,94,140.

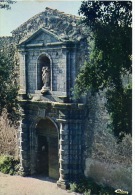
85,159,132,193
0,109,18,157
0,155,20,175
69,177,114,195
92,131,132,166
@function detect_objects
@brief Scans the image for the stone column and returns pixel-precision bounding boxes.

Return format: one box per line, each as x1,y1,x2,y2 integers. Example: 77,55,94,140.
18,107,30,176
57,117,84,189
57,119,70,189
19,50,27,95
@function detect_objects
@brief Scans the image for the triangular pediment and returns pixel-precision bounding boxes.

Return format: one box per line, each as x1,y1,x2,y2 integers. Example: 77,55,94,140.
19,28,61,46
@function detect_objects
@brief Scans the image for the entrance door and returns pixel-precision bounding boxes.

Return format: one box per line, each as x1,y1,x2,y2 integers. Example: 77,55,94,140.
49,137,59,179
36,118,59,179
37,135,48,175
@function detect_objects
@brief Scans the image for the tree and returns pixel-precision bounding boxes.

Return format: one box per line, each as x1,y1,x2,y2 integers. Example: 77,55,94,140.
0,44,19,123
0,0,16,10
74,1,132,138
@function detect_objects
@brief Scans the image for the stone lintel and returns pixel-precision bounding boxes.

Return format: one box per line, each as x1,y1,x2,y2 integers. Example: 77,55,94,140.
20,41,76,49
19,99,85,110
25,47,62,51
51,102,85,110
24,42,75,48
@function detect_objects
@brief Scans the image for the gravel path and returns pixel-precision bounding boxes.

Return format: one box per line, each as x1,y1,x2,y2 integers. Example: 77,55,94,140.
0,172,78,195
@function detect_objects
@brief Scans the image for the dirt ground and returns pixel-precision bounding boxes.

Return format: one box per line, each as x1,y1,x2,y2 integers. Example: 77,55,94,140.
0,172,78,195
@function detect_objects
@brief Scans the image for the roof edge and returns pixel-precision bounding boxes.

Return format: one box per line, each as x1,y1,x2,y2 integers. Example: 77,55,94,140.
11,7,80,34
18,28,61,45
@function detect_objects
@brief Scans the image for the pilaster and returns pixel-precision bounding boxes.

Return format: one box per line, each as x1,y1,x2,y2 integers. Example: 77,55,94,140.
18,107,30,176
56,105,85,188
19,50,27,95
57,120,70,189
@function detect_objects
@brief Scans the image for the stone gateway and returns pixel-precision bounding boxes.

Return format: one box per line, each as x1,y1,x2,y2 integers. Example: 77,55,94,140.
16,7,88,189
0,7,131,192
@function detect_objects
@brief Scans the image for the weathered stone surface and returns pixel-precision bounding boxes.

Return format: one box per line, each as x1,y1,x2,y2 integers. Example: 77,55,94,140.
11,7,88,44
19,101,85,187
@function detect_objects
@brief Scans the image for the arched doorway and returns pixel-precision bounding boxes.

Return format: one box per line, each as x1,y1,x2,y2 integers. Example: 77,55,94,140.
37,54,51,90
36,118,59,179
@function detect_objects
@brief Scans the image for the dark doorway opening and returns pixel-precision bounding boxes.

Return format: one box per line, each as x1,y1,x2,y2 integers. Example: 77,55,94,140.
37,135,49,175
36,118,59,179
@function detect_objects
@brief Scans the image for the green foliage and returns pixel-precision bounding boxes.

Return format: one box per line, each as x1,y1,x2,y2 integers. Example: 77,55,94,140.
79,1,132,28
69,177,114,195
0,155,20,175
0,45,20,124
74,1,132,138
106,85,132,137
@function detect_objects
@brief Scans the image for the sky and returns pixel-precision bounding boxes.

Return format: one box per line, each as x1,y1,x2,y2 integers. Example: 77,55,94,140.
0,0,82,36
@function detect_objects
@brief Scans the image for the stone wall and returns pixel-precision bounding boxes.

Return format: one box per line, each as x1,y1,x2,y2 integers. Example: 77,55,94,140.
84,92,132,192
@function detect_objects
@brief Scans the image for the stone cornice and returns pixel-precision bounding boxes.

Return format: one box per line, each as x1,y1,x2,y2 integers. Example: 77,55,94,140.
19,99,85,109
11,7,87,43
19,28,61,45
12,7,80,34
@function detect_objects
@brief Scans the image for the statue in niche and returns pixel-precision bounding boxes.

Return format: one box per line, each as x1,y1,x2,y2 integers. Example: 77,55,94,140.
41,66,50,94
42,66,50,87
